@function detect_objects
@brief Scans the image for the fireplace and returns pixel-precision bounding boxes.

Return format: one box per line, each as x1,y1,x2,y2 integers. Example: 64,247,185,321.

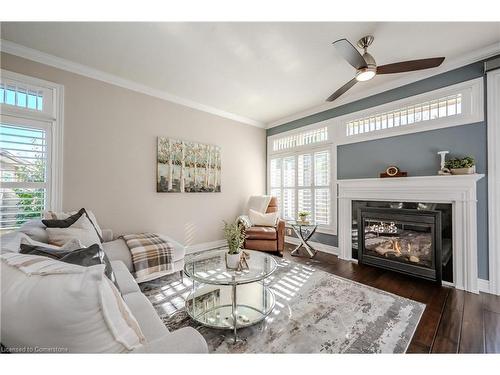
357,207,442,284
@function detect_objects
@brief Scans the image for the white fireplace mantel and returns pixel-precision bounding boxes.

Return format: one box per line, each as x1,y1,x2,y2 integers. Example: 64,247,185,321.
337,174,484,293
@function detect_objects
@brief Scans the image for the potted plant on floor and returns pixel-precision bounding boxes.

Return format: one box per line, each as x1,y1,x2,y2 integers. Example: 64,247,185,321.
445,155,476,175
223,220,245,269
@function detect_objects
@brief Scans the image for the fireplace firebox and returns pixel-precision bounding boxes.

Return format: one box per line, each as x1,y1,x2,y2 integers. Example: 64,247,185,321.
357,207,442,284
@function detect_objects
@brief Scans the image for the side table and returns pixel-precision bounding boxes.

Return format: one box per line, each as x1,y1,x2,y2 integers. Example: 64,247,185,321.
288,221,318,258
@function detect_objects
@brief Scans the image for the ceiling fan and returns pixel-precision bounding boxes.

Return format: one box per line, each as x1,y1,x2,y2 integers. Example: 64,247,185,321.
326,35,445,102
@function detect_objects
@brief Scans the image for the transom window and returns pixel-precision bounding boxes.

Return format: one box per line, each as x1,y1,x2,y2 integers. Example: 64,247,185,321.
0,83,44,112
272,126,327,152
269,149,331,225
346,93,462,136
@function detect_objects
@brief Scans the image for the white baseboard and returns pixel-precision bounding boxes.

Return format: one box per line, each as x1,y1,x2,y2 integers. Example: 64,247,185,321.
185,239,226,255
285,236,339,256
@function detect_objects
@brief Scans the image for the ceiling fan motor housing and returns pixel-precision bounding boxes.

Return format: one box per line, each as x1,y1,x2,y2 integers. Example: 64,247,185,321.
356,51,377,81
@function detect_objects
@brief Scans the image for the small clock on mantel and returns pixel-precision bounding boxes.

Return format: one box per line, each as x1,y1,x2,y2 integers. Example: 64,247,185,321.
379,165,408,178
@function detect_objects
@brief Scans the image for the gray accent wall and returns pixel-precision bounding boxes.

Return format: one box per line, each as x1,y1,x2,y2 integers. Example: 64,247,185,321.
337,123,488,279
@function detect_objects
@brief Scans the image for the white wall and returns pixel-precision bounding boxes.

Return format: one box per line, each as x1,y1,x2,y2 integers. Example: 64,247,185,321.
1,53,267,246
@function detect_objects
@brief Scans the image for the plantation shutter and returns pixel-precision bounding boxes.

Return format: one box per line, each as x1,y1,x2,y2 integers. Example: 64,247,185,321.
0,123,49,233
314,150,330,225
268,149,331,225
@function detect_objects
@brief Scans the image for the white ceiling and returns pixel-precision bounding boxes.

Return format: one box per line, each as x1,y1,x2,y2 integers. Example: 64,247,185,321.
1,22,499,127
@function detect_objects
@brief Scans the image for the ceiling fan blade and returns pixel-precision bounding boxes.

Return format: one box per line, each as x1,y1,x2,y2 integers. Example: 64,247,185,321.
377,57,445,74
332,38,367,70
326,78,358,102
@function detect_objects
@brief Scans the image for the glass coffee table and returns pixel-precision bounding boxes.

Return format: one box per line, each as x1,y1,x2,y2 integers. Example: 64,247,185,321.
183,249,277,343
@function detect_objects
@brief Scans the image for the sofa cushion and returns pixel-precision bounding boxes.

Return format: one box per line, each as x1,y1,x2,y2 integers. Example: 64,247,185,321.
103,239,134,270
245,226,277,240
122,291,169,342
134,327,208,353
1,253,145,353
111,260,140,295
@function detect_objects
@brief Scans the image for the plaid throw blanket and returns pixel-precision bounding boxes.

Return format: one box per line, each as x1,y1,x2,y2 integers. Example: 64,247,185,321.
121,233,174,283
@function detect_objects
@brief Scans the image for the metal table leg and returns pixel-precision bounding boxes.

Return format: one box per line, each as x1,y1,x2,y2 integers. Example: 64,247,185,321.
290,225,317,258
231,283,238,343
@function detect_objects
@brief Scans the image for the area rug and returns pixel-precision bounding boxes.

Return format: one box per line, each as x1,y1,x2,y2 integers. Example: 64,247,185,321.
141,257,425,353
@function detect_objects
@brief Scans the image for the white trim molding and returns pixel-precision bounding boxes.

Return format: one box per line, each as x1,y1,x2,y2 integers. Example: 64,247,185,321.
285,236,339,256
337,174,484,294
487,68,500,296
0,69,64,212
0,39,264,128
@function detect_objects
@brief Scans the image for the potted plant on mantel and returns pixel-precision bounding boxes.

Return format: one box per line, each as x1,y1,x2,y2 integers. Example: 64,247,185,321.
223,220,245,269
445,155,476,175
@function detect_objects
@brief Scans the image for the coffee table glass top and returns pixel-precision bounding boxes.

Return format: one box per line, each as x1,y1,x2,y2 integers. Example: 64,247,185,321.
184,249,278,286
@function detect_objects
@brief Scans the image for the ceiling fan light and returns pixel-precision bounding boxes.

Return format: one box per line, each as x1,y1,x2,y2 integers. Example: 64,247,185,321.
356,68,376,82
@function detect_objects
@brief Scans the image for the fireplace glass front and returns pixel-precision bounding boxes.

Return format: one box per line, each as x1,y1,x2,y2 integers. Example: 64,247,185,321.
358,207,442,284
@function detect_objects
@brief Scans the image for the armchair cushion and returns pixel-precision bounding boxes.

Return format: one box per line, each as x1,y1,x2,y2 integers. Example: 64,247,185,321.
245,226,277,240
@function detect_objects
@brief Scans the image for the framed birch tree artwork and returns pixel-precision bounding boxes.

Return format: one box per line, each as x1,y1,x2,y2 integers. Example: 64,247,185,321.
157,137,221,192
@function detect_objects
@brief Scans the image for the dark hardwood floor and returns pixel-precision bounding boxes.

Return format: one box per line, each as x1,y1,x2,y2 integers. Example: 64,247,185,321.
283,243,500,353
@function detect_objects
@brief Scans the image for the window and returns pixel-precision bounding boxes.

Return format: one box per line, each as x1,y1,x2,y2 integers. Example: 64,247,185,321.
0,123,49,232
346,93,462,136
270,148,331,226
0,70,62,233
336,78,483,143
272,126,327,152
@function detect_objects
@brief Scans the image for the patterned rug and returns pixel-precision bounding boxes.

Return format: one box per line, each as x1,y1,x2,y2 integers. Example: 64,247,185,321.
140,256,425,353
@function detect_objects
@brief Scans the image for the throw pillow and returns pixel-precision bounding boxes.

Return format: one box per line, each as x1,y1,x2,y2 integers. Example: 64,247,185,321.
42,207,85,228
46,214,101,247
44,208,103,243
249,208,278,227
20,235,83,251
1,252,145,353
19,219,49,243
20,243,117,288
247,195,272,214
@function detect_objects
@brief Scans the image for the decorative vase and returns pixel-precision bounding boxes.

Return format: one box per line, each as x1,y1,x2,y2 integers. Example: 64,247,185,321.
225,252,241,269
450,166,476,175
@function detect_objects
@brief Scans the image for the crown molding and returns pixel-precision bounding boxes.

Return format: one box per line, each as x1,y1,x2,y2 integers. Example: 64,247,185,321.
267,42,500,129
0,39,265,128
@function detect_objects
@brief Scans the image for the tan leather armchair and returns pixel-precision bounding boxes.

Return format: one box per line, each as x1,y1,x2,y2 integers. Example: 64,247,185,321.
243,197,285,256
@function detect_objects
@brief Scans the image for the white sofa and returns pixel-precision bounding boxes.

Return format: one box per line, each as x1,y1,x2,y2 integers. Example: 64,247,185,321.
0,221,208,353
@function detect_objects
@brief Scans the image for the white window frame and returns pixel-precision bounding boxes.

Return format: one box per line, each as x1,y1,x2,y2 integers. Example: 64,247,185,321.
332,77,484,145
268,122,337,235
0,69,64,213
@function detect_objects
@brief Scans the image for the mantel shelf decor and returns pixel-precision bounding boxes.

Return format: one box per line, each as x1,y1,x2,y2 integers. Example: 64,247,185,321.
157,137,221,193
